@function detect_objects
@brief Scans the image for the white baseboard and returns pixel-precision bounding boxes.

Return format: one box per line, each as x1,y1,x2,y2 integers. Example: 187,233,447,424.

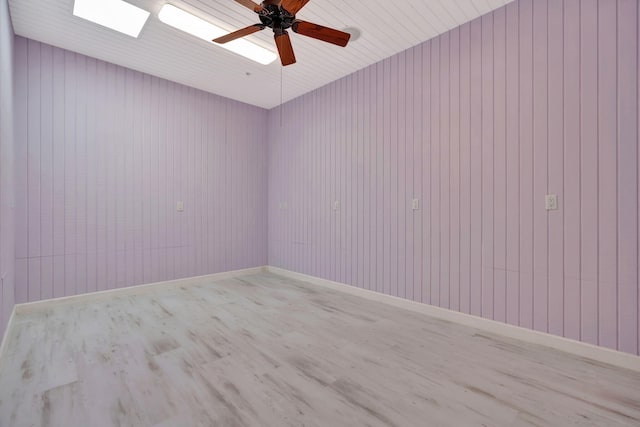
267,266,640,372
0,305,16,373
14,266,268,315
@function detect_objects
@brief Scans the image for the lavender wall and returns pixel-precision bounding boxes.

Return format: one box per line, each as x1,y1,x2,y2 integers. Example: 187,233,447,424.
0,0,16,337
14,37,268,303
268,0,640,355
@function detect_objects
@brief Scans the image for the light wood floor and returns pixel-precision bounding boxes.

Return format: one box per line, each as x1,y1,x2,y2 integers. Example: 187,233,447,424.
1,273,639,426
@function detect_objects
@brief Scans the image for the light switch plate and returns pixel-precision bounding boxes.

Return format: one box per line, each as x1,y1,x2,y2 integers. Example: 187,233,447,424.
333,201,340,211
412,198,420,210
177,201,184,212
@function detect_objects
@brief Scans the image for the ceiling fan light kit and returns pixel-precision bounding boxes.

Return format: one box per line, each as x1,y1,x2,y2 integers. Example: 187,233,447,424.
214,0,351,66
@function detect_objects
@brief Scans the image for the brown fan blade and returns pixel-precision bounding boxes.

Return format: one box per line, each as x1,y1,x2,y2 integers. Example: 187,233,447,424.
292,20,350,47
234,0,263,13
213,25,265,44
274,31,296,66
281,0,311,15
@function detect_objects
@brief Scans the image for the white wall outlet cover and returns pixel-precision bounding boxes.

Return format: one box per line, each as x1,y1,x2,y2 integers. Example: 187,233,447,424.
177,201,184,212
545,194,558,211
412,198,420,210
333,201,340,211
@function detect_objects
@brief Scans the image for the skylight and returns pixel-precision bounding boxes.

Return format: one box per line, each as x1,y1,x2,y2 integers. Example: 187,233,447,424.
73,0,150,38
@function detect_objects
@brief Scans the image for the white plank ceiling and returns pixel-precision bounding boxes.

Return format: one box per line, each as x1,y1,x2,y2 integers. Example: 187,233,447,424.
8,0,514,109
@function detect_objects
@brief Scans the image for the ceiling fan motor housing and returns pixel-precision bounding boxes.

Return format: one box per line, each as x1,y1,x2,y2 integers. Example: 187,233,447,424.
258,4,295,31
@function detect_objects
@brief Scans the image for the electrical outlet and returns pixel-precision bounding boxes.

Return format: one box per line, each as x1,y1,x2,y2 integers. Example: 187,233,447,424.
545,194,558,211
177,201,184,212
412,198,420,210
333,200,340,211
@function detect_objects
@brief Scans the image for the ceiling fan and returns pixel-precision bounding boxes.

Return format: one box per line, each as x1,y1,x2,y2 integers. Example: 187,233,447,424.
213,0,351,66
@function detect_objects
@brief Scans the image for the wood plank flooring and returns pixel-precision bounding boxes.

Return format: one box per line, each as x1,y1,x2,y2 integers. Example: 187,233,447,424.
1,272,639,426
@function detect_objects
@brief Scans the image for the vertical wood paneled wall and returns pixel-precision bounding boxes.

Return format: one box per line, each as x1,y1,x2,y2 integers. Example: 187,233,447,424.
14,37,268,304
268,0,640,355
0,0,15,336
